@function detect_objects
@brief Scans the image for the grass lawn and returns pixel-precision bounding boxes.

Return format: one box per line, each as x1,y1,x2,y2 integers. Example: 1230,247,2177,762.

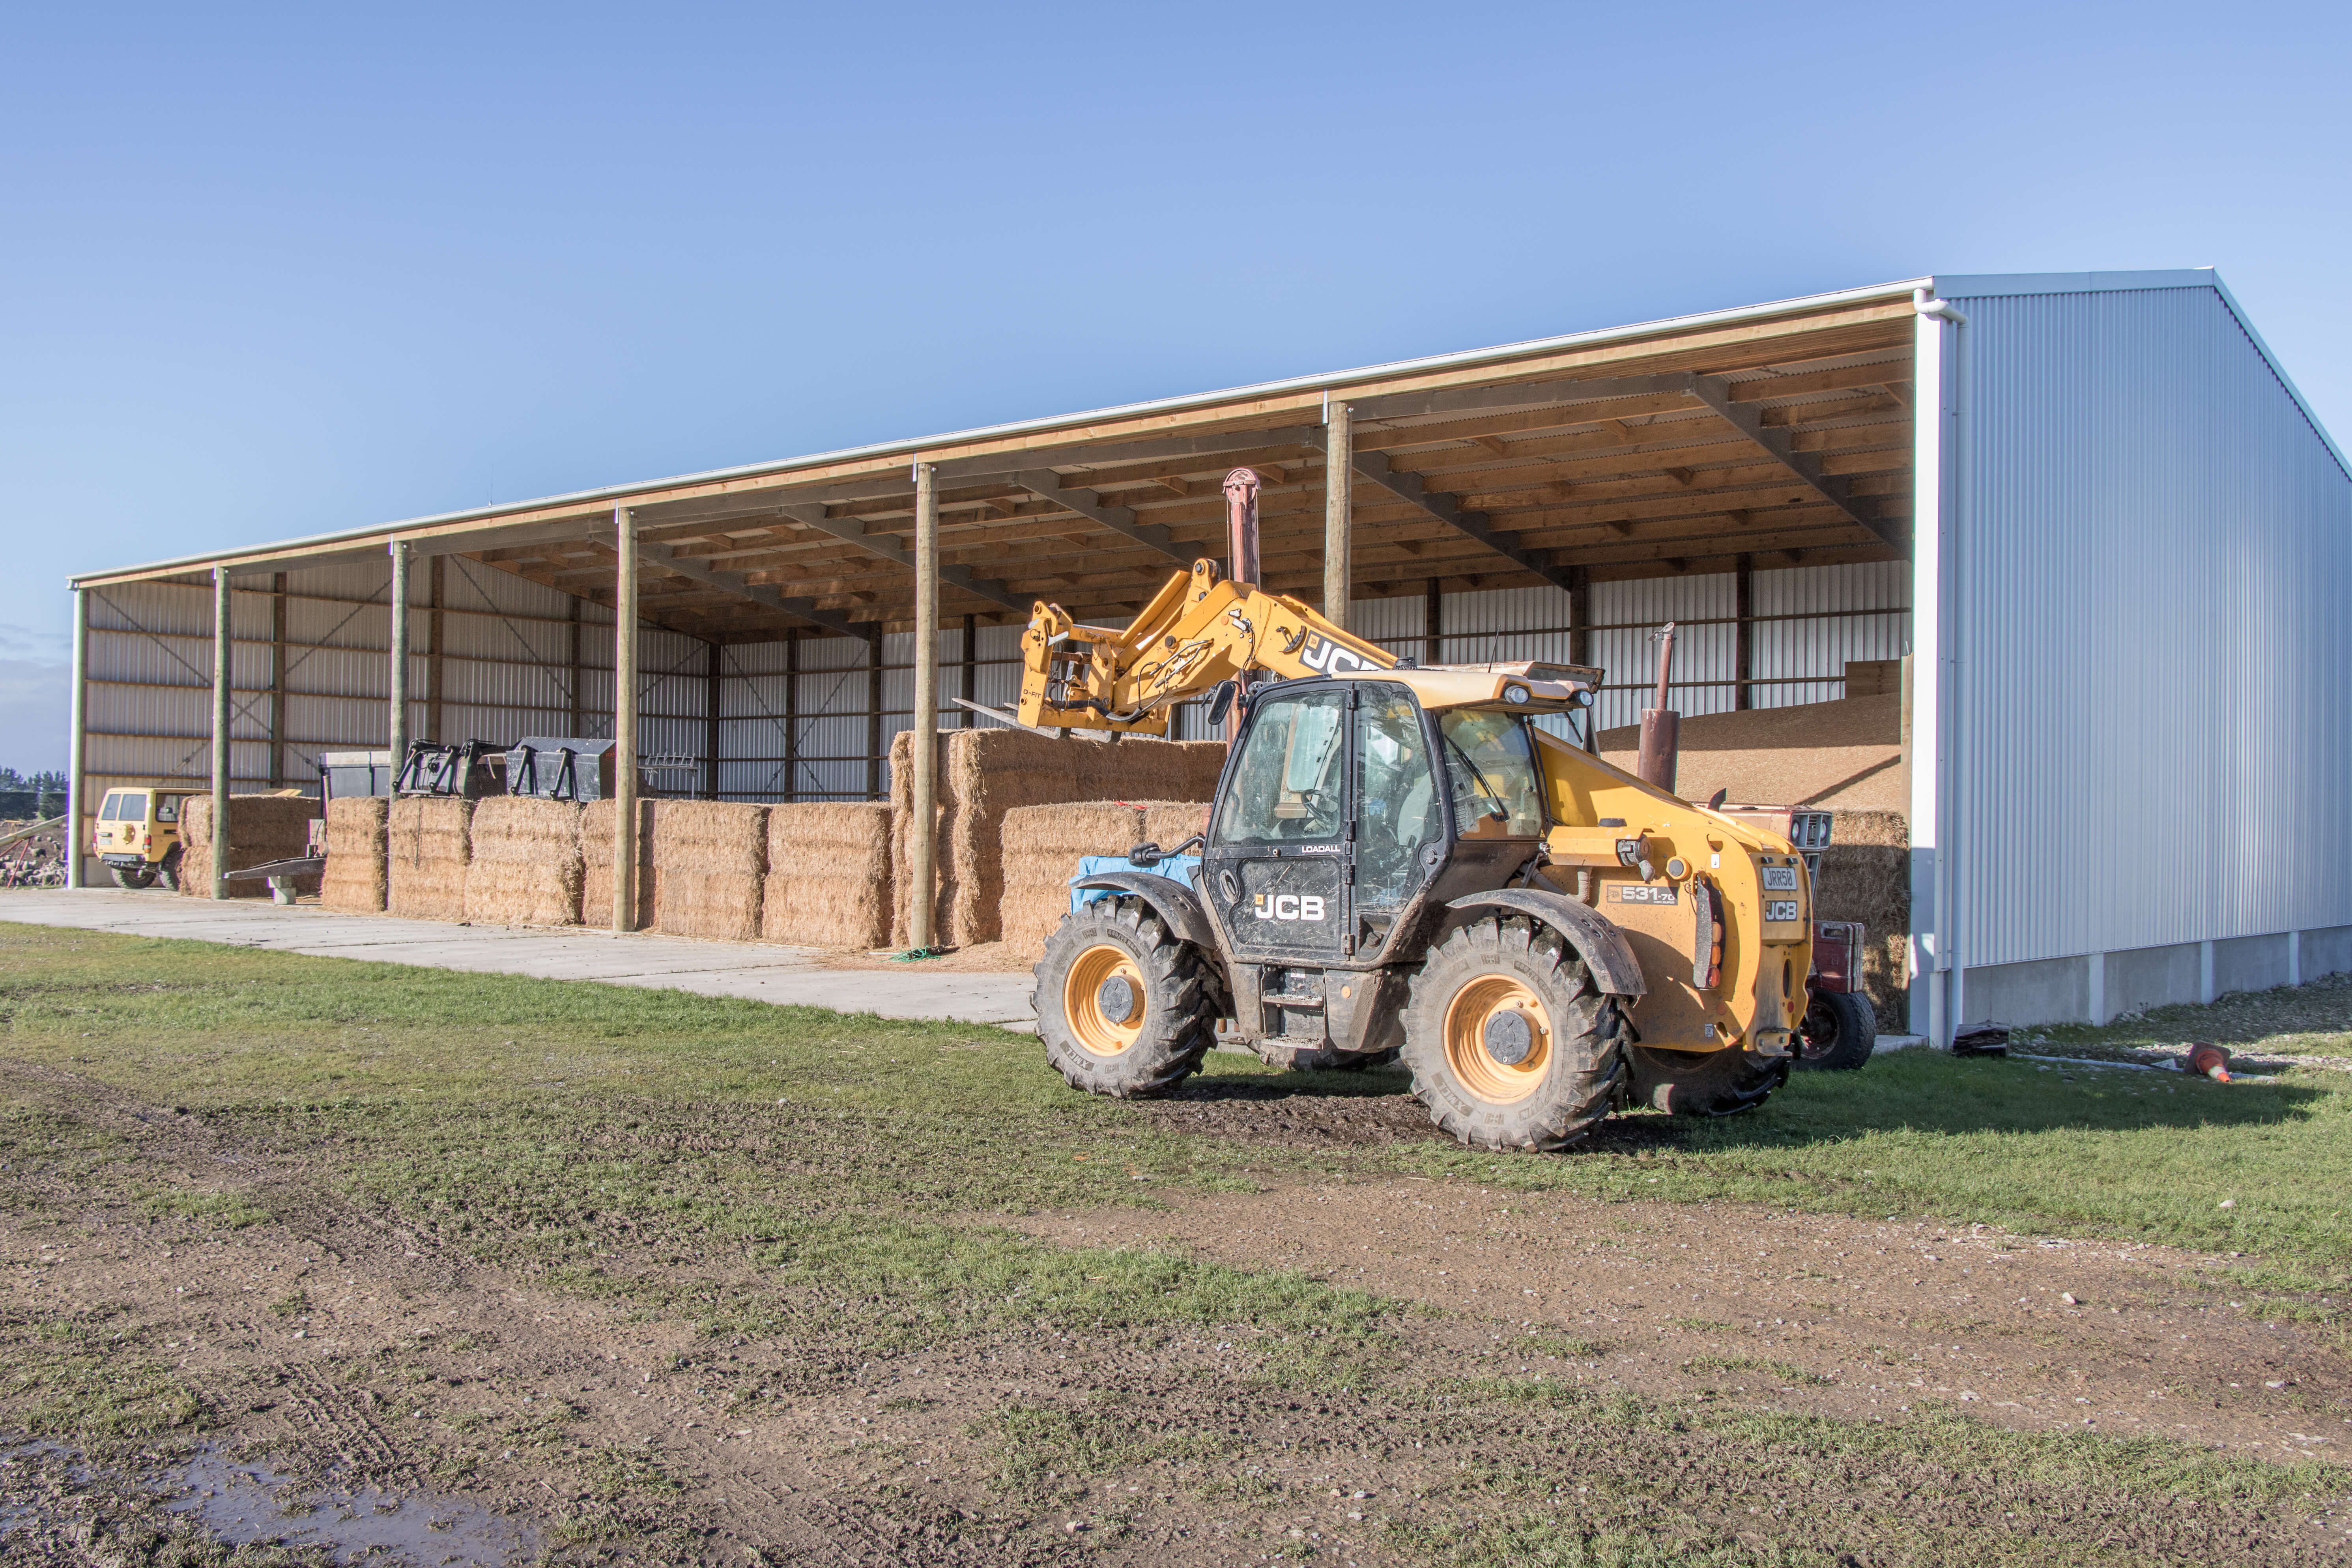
4,919,2348,1566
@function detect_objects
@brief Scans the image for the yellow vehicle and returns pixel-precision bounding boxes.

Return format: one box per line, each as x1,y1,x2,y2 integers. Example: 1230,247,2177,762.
1017,469,1818,1149
91,785,197,890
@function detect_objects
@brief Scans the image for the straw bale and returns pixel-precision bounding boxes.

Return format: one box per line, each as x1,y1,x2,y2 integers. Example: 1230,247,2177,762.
580,798,656,930
997,803,1148,961
320,796,388,912
1136,799,1212,853
889,726,1225,947
386,797,473,921
651,800,770,941
177,794,321,899
462,797,584,926
1599,694,1903,810
762,803,893,948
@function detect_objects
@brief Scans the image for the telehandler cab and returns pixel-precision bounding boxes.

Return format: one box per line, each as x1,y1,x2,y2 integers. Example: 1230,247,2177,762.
1018,469,1837,1149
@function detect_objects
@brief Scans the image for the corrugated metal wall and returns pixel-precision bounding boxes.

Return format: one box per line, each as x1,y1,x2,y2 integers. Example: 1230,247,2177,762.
86,555,1908,804
1943,282,2352,966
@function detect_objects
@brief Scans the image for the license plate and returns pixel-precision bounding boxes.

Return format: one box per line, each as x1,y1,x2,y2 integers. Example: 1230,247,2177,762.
1765,900,1800,922
1761,866,1799,891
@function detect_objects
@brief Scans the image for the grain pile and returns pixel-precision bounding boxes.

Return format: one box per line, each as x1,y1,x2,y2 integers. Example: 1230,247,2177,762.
761,803,893,949
580,798,656,930
995,799,1213,962
461,797,584,927
387,798,473,920
1812,808,1910,1032
320,797,389,912
176,794,321,899
1599,694,1903,811
890,727,1225,947
650,800,769,942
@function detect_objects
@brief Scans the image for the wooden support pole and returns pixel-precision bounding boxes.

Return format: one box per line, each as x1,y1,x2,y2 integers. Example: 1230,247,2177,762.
612,507,639,933
387,541,411,783
863,624,883,802
908,462,940,951
66,587,88,888
960,613,977,728
268,572,288,787
425,554,447,743
1423,578,1441,667
783,630,800,802
1323,401,1352,628
704,639,722,800
210,566,233,900
1733,552,1756,712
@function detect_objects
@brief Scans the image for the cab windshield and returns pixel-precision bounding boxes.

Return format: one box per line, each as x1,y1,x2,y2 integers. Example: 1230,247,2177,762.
1438,710,1545,837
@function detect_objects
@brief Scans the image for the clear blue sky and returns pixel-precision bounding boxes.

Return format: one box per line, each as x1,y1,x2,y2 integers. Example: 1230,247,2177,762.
5,2,2346,770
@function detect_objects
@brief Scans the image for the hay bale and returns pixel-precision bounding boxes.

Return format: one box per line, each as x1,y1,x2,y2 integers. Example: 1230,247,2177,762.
1814,808,1910,1033
1137,799,1211,853
762,803,892,948
998,802,1148,962
177,794,321,899
462,797,584,927
387,797,473,920
651,800,769,942
320,797,388,912
580,798,656,930
890,726,1226,947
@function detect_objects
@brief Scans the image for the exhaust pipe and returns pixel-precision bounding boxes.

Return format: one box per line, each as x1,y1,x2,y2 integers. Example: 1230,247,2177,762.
1223,468,1261,588
1637,621,1680,792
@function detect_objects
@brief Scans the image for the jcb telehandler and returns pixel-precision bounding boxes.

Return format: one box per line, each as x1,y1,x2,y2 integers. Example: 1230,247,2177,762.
1016,470,1843,1150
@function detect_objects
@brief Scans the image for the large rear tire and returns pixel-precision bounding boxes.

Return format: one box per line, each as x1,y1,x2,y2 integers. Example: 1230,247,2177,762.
154,847,183,893
1401,914,1628,1151
1795,990,1875,1072
1629,1045,1787,1116
1036,896,1219,1099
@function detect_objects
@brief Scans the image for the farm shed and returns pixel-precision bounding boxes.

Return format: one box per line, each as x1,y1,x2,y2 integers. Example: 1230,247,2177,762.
61,270,2352,1041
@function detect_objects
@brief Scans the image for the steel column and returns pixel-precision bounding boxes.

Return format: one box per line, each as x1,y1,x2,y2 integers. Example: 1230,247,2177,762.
566,596,584,736
1733,553,1755,711
1323,401,1352,628
425,554,446,744
960,613,977,728
783,630,800,802
387,541,411,781
704,638,722,800
1423,578,1441,666
908,461,941,949
65,587,88,888
613,507,639,933
268,572,288,786
863,625,883,802
210,566,232,899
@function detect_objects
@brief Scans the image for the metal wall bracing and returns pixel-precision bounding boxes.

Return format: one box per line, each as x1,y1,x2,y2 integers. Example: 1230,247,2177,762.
1940,278,2352,969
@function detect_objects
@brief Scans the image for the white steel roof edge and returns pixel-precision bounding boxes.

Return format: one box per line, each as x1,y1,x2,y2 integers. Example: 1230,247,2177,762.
72,275,1932,586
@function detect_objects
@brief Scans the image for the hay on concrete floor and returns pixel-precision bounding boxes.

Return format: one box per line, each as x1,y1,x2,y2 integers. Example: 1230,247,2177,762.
387,797,473,921
890,726,1225,948
178,794,321,899
321,797,388,912
580,798,655,931
762,803,892,949
651,800,769,942
462,797,584,927
1599,693,1904,811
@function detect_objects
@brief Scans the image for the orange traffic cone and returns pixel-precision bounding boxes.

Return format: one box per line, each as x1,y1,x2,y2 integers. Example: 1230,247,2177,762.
2183,1043,2231,1083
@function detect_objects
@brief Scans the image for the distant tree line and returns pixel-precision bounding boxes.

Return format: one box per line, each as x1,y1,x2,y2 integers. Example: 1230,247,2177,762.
0,769,68,819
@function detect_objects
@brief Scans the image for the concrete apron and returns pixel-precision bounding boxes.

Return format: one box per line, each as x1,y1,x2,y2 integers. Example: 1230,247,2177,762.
0,890,1039,1030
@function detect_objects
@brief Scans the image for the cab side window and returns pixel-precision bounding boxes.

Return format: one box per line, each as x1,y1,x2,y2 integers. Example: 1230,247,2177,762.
154,796,179,823
120,792,150,823
1210,689,1348,846
1354,686,1440,908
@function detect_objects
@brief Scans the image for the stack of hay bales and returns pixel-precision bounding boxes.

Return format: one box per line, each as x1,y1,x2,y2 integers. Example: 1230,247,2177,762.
997,799,1212,962
761,803,893,949
320,797,389,912
580,798,655,931
461,797,585,927
650,801,769,941
888,727,1226,948
387,798,473,920
1813,809,1910,1032
177,794,321,898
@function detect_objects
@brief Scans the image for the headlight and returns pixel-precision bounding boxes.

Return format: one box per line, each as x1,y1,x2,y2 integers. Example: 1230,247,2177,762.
1503,683,1529,704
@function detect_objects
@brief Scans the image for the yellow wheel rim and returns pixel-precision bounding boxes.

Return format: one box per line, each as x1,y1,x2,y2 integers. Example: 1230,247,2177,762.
1063,943,1147,1057
1442,974,1552,1104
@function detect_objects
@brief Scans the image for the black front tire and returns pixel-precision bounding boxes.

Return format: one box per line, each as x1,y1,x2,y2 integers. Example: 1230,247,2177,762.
1401,914,1629,1151
1795,990,1876,1072
1035,896,1219,1099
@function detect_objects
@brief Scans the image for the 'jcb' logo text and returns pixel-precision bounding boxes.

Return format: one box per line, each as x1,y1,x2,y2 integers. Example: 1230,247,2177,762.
1298,634,1373,674
1253,893,1326,921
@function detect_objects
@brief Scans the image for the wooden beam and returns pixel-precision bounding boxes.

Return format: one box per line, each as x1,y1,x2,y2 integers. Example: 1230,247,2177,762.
1009,471,1194,566
771,503,1031,613
1684,375,1896,546
613,508,639,933
1342,444,1575,593
633,534,867,637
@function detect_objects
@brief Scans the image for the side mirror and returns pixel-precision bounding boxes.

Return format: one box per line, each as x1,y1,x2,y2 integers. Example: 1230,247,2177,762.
1206,679,1238,726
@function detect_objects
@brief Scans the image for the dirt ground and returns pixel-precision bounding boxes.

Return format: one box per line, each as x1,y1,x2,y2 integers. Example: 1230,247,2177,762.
6,1061,2350,1567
